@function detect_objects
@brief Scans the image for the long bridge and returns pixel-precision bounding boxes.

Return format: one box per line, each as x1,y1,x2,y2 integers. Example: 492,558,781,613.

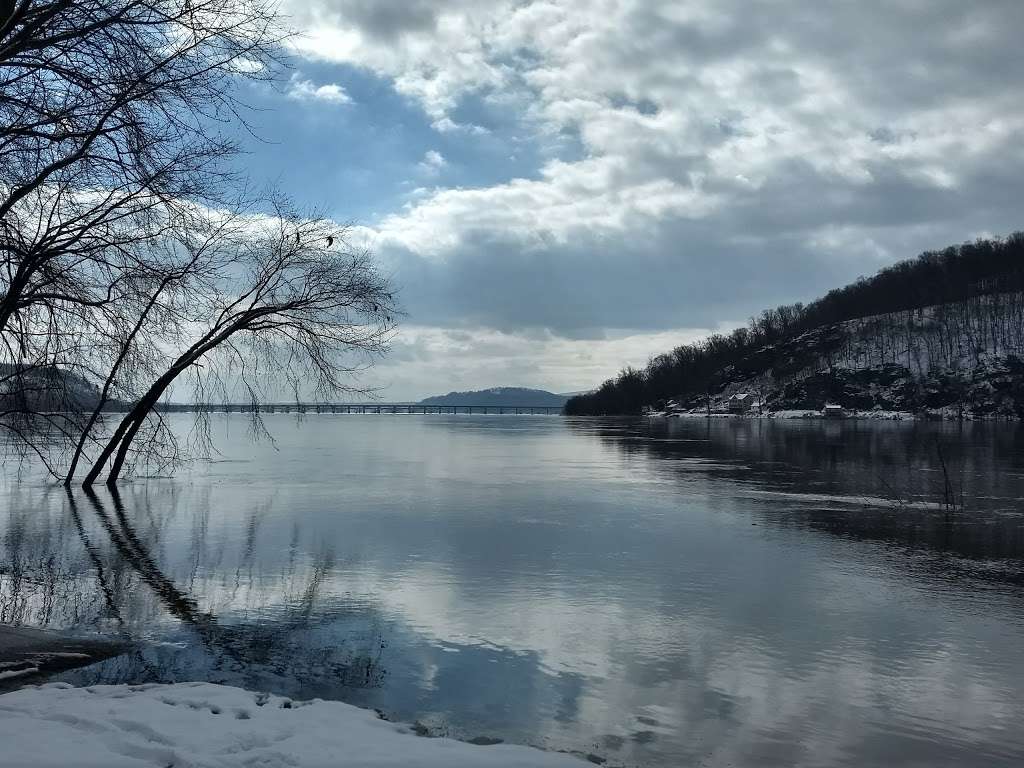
155,402,564,415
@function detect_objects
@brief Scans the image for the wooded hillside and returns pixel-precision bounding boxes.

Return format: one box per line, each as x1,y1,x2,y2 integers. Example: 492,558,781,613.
566,234,1024,416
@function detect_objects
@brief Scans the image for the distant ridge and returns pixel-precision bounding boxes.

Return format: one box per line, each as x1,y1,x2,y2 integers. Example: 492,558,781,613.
0,363,109,411
419,387,569,407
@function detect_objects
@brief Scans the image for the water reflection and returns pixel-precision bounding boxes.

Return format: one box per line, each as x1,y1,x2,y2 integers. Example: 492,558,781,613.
1,414,1023,767
572,417,1024,572
1,484,598,754
2,486,386,696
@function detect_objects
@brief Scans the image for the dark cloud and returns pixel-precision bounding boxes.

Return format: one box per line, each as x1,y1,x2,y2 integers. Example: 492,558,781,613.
382,150,1024,339
313,0,443,40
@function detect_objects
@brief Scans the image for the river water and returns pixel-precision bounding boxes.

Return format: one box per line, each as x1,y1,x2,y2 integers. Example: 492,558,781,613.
2,414,1023,767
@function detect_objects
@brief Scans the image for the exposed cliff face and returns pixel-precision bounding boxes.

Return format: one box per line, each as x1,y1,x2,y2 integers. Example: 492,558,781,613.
567,235,1024,417
683,295,1024,417
753,358,1024,416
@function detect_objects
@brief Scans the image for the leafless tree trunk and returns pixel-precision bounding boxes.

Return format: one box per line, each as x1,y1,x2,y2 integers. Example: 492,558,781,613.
0,2,403,484
63,216,227,485
0,1,290,471
82,209,397,486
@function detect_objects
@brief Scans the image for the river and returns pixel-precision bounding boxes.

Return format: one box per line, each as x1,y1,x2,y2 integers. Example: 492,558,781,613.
2,414,1023,766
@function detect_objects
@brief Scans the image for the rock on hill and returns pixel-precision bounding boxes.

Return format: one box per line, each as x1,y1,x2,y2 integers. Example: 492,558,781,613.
419,387,569,408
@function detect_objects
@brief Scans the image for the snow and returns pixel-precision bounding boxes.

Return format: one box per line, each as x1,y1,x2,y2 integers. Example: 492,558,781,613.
765,410,824,419
0,682,589,768
646,409,915,420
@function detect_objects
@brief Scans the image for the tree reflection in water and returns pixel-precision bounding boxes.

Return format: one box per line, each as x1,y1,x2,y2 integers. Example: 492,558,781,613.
571,417,1024,585
1,487,386,696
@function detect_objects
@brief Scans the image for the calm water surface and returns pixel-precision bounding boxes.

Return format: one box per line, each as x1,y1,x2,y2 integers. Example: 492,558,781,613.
2,415,1024,767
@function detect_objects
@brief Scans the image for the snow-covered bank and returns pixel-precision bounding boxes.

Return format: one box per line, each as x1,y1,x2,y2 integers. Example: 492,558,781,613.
0,682,589,768
645,409,914,420
643,407,1023,421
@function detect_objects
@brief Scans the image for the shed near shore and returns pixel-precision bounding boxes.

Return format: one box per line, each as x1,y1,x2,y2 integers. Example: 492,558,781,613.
728,393,755,413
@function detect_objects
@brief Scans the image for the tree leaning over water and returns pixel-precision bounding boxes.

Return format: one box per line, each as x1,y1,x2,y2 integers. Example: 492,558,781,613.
81,208,397,487
0,2,399,482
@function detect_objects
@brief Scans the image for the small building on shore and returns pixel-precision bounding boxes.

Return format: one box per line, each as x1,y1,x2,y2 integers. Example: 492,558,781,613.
728,393,756,414
822,403,846,419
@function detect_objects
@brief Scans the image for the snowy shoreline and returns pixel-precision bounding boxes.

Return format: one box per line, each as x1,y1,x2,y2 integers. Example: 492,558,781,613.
0,681,590,768
644,409,1019,422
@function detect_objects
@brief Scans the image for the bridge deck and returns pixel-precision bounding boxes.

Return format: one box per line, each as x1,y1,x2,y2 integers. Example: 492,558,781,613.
154,403,564,415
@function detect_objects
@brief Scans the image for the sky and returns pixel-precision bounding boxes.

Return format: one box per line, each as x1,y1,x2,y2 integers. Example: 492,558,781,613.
229,0,1024,400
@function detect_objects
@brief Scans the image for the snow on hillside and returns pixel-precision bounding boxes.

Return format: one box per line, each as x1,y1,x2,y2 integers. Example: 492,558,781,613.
0,682,589,768
820,293,1024,375
700,292,1024,416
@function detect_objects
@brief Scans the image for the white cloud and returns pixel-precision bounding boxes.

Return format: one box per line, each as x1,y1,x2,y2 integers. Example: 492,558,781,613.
278,1,1024,389
285,1,508,119
372,155,720,259
367,324,725,400
416,149,447,175
286,75,353,104
285,1,1024,259
432,116,490,135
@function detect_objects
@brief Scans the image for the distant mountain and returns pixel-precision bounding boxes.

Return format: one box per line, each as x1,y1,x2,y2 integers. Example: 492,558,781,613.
0,363,104,411
419,387,569,407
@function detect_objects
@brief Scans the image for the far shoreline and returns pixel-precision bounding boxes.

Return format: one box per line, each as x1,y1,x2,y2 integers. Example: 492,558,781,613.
641,409,1022,422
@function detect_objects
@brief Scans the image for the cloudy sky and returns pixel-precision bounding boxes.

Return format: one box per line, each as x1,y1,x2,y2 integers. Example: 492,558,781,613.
232,0,1024,400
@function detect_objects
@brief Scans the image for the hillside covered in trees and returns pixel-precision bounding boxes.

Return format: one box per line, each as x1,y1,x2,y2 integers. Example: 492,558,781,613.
566,234,1024,417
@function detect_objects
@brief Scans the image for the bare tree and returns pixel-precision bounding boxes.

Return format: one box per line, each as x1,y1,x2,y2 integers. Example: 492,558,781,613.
63,207,238,485
0,0,287,324
0,0,288,460
0,3,402,485
81,208,398,487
